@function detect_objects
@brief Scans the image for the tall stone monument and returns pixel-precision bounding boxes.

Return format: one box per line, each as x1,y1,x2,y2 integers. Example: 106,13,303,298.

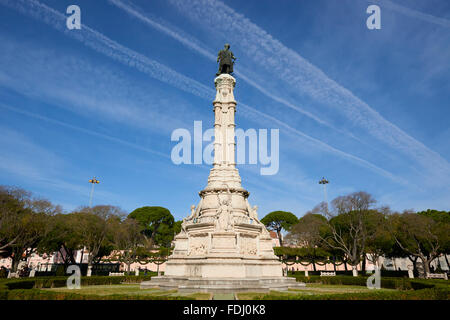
141,46,303,292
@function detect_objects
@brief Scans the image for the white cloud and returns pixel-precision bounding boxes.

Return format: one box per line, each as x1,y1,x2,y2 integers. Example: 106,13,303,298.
371,0,450,28
107,0,333,127
0,125,133,209
0,103,170,159
0,0,407,187
167,0,450,184
105,0,408,185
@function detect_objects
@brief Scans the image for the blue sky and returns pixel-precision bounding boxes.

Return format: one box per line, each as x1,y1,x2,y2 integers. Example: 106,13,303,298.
0,0,449,221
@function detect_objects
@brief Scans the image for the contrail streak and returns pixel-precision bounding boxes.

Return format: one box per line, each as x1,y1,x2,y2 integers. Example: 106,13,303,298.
168,0,450,180
372,0,450,28
0,103,170,159
107,0,332,128
0,0,406,184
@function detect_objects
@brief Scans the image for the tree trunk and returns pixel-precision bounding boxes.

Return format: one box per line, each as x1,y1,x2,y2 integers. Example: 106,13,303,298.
277,229,283,247
61,244,76,265
361,252,366,273
87,254,93,273
312,248,316,271
408,255,418,275
421,257,431,276
11,256,21,273
149,224,160,248
344,260,348,271
79,248,84,265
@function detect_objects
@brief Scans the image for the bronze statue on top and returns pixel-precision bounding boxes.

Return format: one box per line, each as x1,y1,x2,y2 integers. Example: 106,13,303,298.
216,43,236,76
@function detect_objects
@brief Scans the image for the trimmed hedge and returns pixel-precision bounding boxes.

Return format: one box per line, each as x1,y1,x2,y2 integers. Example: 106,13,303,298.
260,288,450,300
290,275,448,291
2,274,448,300
289,270,410,277
0,283,8,300
0,274,192,300
1,275,155,291
5,289,190,300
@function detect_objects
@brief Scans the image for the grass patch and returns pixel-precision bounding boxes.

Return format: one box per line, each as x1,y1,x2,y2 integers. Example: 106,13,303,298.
236,292,267,300
45,284,164,296
182,292,212,300
213,293,235,300
237,285,393,300
44,284,210,300
2,275,448,300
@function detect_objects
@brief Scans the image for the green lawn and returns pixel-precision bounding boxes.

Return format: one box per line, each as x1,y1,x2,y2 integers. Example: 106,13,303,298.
44,284,212,300
237,284,395,300
13,279,448,300
46,283,386,300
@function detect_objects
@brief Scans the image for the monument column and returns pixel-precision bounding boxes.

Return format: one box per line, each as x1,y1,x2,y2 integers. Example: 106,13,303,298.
206,74,242,190
212,74,236,166
141,44,305,292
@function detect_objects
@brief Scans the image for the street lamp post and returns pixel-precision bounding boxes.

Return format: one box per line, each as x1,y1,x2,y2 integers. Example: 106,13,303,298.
318,177,329,211
88,177,100,207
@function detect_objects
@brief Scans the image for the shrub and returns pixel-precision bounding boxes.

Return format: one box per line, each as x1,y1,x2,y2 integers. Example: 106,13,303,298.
259,287,450,300
0,268,7,278
55,265,65,277
2,275,155,291
5,289,190,300
289,270,410,278
291,274,450,291
292,275,367,286
0,283,8,300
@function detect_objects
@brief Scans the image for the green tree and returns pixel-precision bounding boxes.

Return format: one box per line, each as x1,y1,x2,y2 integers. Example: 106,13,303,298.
75,205,125,269
417,209,450,224
286,213,328,271
317,192,378,272
261,211,298,246
364,209,394,268
128,206,175,247
390,212,450,276
110,217,144,273
417,210,450,269
0,186,29,257
0,186,58,272
37,213,83,266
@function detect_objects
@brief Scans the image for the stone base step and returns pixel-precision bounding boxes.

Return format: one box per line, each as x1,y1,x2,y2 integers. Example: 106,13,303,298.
141,276,305,293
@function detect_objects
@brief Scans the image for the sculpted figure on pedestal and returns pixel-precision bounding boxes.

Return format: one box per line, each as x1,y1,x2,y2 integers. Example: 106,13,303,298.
181,201,203,233
216,43,236,76
215,197,233,231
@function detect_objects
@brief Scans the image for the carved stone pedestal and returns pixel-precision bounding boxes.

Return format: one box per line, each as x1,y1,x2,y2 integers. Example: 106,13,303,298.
141,74,303,292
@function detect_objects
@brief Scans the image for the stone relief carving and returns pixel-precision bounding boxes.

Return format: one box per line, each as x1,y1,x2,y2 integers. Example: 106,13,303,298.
240,237,257,255
188,237,208,256
221,88,229,98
